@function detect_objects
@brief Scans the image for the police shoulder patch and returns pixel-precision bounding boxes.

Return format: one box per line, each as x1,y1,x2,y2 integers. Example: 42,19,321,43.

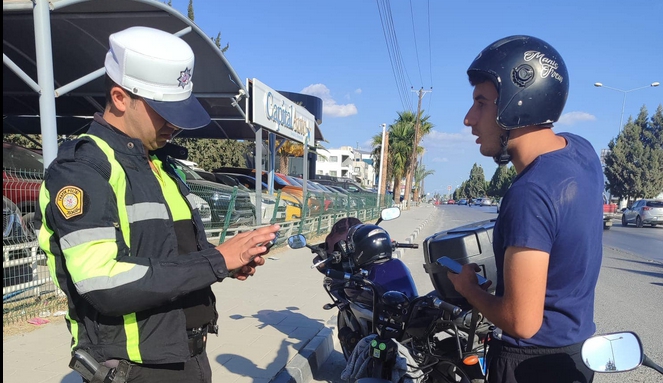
56,186,84,219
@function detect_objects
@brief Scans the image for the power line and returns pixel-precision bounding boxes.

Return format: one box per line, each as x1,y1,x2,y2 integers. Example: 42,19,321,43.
376,0,413,112
409,0,423,86
426,0,433,113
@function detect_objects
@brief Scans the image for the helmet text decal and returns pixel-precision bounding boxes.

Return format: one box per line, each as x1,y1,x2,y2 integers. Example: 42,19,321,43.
523,51,564,83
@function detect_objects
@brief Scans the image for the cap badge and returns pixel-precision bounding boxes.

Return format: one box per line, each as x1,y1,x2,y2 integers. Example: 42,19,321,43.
177,68,192,88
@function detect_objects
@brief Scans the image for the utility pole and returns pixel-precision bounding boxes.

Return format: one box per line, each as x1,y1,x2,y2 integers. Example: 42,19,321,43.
418,151,425,203
377,124,387,206
403,87,432,209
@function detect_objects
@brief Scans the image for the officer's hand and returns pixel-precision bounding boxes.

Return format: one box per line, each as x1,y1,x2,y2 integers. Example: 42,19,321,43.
216,224,279,272
231,257,266,281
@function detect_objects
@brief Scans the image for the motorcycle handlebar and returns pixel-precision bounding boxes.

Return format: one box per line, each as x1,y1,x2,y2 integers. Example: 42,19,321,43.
325,269,364,283
432,297,462,317
393,242,419,249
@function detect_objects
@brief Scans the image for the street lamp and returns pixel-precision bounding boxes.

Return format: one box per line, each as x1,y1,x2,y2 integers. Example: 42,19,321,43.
602,335,623,371
594,82,660,133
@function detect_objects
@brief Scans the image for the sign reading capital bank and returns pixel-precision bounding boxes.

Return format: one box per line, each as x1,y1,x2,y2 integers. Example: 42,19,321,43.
250,78,314,146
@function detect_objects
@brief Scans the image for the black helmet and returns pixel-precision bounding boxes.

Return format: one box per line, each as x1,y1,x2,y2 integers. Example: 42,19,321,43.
467,35,569,130
325,217,362,255
346,224,392,266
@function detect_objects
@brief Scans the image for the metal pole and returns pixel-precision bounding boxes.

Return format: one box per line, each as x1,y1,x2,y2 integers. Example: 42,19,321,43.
377,123,386,207
33,0,58,167
255,127,263,226
618,92,627,133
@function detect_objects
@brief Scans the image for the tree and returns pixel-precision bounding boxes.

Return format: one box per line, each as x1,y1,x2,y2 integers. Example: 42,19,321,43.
454,181,467,200
277,140,304,174
413,164,435,202
604,105,663,201
187,0,194,20
173,138,250,170
463,163,486,199
387,120,416,204
643,104,663,149
487,165,517,198
400,110,434,205
372,111,433,204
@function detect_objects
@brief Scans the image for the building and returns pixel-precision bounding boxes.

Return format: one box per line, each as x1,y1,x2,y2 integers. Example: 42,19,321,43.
314,146,376,188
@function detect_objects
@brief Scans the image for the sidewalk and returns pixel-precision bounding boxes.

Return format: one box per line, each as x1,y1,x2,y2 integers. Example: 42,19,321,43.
2,205,436,383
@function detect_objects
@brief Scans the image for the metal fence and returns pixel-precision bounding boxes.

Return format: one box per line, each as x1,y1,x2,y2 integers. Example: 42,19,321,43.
3,168,390,325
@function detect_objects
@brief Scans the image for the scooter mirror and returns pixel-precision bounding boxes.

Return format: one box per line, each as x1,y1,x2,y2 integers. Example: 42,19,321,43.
287,235,307,249
581,331,643,373
380,207,401,221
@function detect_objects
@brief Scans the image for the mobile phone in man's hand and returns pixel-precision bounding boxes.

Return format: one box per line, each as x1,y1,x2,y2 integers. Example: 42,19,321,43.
437,256,489,285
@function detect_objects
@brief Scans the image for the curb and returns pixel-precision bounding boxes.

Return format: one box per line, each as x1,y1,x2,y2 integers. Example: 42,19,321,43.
394,206,436,259
271,327,335,383
272,205,438,383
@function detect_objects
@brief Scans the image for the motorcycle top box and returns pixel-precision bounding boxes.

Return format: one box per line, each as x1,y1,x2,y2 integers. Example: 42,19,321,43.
423,219,498,309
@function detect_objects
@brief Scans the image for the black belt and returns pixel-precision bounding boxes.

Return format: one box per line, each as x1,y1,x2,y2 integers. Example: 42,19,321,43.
187,326,208,357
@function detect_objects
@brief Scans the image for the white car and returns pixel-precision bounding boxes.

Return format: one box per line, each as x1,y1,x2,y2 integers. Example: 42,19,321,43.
621,199,663,228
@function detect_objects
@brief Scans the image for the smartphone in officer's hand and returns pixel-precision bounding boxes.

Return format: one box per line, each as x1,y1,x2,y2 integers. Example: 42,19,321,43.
259,231,279,250
229,231,279,277
437,256,489,286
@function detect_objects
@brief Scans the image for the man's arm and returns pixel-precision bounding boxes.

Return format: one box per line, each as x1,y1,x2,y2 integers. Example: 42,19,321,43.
448,246,549,339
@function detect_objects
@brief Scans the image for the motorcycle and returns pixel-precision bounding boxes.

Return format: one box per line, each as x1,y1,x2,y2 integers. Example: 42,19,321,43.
581,331,663,376
287,207,497,383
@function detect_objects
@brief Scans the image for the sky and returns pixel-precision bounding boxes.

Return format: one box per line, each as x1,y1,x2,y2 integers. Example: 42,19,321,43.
169,0,662,197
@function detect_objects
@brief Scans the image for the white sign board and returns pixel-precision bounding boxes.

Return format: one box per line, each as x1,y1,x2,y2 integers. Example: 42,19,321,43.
250,78,315,146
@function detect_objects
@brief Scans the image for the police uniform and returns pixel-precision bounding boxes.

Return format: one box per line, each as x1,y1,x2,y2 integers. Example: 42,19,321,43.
37,114,230,368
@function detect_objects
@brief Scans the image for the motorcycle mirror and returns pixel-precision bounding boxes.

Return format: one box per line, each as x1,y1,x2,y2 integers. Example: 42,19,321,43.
581,331,643,373
380,207,401,221
287,234,307,249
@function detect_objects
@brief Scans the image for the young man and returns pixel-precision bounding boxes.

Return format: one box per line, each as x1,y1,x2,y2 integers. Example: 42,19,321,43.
447,35,603,383
36,26,278,382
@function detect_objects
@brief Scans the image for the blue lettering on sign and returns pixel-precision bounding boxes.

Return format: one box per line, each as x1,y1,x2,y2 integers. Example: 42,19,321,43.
266,92,293,129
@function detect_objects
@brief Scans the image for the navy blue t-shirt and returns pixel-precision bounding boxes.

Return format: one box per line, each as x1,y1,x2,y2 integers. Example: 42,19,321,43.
494,132,603,347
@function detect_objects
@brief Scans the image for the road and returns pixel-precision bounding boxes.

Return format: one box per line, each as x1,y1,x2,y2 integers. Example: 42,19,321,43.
309,204,663,383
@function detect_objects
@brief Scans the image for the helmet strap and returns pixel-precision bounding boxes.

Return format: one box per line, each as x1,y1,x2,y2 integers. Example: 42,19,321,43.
493,130,511,166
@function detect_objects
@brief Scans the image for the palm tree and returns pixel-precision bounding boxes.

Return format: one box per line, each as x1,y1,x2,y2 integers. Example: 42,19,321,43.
413,164,435,203
277,140,304,174
387,120,416,204
400,110,434,205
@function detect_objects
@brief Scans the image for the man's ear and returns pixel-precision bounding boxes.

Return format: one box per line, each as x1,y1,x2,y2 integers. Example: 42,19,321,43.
108,85,130,113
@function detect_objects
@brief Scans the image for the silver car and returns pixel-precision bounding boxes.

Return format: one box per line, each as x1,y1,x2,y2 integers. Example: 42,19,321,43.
621,199,663,228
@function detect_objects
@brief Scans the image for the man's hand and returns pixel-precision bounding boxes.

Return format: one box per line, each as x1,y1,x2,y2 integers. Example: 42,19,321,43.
216,224,280,280
447,263,492,296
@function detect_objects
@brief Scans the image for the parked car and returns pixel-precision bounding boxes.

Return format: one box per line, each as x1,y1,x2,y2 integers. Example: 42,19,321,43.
172,160,256,228
3,142,44,232
621,199,663,228
326,185,360,209
214,167,323,216
447,199,455,205
188,193,212,227
213,172,297,221
458,199,468,205
3,196,35,287
481,198,492,206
